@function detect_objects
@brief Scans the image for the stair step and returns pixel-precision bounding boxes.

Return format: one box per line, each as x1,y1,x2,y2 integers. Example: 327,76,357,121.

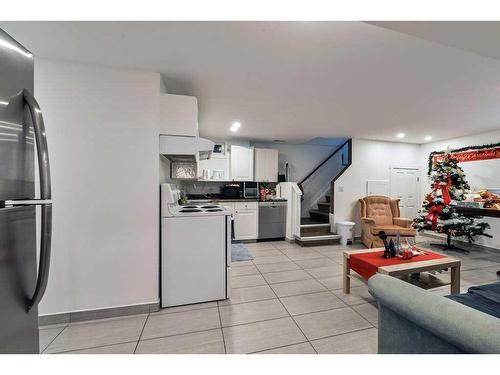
309,209,329,223
325,194,331,203
317,202,330,213
295,234,341,247
300,223,331,236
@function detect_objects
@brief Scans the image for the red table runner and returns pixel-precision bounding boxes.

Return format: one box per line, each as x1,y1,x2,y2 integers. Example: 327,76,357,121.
349,248,446,280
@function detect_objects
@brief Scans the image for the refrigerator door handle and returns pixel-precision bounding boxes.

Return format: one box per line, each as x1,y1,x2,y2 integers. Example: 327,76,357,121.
27,203,52,311
24,89,51,200
23,89,52,311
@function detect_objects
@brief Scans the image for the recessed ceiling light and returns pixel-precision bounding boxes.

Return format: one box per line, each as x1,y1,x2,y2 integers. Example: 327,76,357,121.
230,121,241,132
396,133,405,139
424,135,432,141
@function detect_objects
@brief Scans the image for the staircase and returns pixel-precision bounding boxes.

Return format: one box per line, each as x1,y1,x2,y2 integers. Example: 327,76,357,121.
295,139,352,246
296,194,340,246
308,193,331,223
296,220,340,246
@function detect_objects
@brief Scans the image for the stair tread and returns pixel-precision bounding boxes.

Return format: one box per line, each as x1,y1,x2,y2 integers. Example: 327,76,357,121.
317,202,330,206
300,223,330,228
309,209,329,216
296,234,340,241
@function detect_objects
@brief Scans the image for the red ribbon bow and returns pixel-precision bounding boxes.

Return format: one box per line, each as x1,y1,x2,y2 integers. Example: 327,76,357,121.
432,177,452,205
426,205,443,229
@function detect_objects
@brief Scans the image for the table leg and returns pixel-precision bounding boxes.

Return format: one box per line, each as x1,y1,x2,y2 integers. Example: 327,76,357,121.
343,255,351,294
450,266,460,294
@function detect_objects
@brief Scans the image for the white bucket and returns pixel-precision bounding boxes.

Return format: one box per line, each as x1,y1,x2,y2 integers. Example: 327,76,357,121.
337,221,355,246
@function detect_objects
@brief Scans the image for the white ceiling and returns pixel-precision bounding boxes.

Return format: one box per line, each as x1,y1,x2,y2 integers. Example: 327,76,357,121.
2,21,500,144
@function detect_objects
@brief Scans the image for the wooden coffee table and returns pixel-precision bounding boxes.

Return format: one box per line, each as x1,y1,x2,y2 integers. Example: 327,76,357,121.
343,248,461,294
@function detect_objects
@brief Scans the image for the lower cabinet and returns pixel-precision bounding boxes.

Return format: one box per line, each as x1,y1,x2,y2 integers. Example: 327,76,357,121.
221,202,258,240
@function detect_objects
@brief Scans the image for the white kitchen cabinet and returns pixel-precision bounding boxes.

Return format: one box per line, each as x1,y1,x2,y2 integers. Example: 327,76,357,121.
159,94,199,136
233,206,258,240
230,145,254,181
254,148,279,182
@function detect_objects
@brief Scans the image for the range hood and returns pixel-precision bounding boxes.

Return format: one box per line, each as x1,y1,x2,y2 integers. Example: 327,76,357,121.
159,135,214,162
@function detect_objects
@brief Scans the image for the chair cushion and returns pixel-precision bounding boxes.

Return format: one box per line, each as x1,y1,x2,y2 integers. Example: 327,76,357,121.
371,224,416,236
365,196,394,225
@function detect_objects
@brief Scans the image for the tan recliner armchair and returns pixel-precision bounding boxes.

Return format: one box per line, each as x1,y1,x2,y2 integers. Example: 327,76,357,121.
358,196,416,248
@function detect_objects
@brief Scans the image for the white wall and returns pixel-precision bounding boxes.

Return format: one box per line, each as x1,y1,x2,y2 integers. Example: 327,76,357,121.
334,139,421,236
250,141,339,183
419,129,500,248
35,59,161,315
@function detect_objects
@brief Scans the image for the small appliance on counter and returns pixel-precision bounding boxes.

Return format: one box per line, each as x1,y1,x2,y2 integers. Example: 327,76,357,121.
221,183,243,199
243,182,259,198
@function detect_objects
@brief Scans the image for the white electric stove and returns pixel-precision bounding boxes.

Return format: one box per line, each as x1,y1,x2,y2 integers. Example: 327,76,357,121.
160,183,231,308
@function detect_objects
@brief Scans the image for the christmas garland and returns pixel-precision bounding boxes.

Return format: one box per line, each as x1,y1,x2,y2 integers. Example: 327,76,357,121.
427,142,500,175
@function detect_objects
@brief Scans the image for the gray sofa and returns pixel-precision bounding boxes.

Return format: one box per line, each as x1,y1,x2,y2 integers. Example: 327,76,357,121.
368,274,500,354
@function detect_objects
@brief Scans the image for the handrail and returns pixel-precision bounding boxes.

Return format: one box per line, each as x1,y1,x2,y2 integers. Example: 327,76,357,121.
329,138,352,212
299,139,351,186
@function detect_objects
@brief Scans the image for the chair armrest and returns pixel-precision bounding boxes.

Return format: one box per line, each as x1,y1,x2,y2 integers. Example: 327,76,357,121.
360,217,375,224
368,274,500,353
393,217,413,228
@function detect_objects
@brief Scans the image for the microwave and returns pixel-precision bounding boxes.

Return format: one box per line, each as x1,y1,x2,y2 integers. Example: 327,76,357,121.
243,182,258,198
221,184,243,199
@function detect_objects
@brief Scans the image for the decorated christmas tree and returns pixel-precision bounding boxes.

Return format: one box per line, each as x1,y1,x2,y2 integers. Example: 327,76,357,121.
413,152,491,250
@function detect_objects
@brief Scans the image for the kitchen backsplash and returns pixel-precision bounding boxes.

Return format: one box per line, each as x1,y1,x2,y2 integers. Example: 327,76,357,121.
180,181,226,195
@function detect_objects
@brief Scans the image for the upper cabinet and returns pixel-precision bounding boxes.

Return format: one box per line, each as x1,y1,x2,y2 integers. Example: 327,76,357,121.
230,145,254,181
159,94,199,136
254,148,279,182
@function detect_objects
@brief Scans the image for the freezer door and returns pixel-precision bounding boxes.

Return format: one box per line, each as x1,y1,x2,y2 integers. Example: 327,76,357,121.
0,28,35,200
0,206,39,353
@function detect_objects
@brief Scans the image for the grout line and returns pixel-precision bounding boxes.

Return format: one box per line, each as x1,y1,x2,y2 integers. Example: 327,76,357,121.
308,326,377,346
216,303,227,354
44,340,139,354
133,313,150,354
252,256,318,354
218,295,277,307
40,324,68,354
248,340,312,354
150,304,217,316
136,328,223,345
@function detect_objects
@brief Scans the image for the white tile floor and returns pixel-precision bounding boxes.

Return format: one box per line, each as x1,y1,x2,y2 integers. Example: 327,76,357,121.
39,237,500,354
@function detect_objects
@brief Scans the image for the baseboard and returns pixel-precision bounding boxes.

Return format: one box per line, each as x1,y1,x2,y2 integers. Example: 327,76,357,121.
39,301,160,327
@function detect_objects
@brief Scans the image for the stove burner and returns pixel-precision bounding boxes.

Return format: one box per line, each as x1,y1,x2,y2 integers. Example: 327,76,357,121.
179,209,203,213
201,205,219,209
205,209,223,212
182,205,200,208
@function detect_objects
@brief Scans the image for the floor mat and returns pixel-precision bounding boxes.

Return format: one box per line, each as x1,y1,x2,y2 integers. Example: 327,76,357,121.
231,243,254,262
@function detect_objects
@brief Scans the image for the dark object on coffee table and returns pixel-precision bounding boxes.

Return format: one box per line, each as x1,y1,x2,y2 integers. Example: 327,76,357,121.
379,231,396,258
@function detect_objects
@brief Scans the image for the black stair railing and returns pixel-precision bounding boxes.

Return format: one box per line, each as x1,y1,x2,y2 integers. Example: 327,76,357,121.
329,139,352,213
298,138,352,194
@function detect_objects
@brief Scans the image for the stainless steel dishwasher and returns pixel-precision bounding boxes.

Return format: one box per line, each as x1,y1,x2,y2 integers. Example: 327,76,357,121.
258,201,287,239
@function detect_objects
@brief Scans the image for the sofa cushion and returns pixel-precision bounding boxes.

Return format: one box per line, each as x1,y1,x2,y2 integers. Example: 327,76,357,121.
371,224,416,236
446,282,500,318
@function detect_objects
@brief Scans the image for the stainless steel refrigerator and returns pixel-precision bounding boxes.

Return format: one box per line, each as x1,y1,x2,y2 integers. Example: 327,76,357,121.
0,28,52,353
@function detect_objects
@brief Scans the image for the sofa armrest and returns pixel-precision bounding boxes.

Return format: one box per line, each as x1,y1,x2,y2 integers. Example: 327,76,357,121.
393,217,413,228
360,217,375,224
368,274,500,354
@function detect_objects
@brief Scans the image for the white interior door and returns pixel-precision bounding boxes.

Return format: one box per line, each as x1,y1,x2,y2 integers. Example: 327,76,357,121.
390,167,420,219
